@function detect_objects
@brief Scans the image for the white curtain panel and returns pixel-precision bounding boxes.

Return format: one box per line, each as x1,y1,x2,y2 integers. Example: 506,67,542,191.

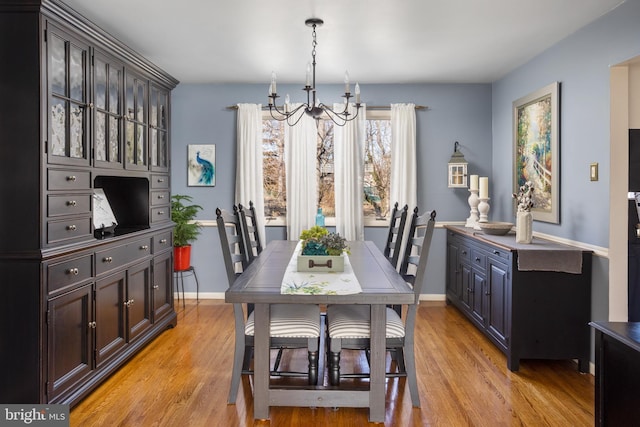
285,105,318,240
334,103,366,241
390,103,418,266
235,103,266,245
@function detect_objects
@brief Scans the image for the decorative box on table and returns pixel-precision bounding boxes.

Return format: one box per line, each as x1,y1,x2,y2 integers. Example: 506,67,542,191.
297,254,345,272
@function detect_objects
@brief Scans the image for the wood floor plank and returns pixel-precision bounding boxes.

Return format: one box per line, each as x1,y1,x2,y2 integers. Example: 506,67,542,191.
70,300,594,426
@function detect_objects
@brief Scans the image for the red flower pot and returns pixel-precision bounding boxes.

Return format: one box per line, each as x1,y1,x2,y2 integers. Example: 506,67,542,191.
174,245,191,271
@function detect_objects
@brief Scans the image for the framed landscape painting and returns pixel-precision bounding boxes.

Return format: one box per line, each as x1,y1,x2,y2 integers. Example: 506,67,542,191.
513,82,560,224
188,144,216,187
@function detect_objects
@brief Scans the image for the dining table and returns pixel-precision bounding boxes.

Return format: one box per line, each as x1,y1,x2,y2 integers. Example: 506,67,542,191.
224,239,416,422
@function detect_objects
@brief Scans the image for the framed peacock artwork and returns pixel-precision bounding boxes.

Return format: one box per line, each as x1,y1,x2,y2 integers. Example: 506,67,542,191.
187,144,216,187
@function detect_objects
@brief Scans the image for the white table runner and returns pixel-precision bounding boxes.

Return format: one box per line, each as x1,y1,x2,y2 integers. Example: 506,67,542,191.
281,241,362,295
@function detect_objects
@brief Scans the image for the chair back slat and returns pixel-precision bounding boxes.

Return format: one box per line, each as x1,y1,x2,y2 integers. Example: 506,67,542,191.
399,207,437,299
238,201,263,264
216,207,248,287
383,202,409,269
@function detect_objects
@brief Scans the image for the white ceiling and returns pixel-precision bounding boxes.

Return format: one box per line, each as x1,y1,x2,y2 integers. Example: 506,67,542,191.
62,0,624,85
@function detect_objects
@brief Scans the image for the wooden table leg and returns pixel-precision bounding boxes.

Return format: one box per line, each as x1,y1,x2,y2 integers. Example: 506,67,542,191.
369,304,386,423
253,303,270,420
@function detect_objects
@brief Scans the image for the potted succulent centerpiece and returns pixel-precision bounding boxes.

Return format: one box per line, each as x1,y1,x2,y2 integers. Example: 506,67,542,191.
297,225,349,272
171,194,203,271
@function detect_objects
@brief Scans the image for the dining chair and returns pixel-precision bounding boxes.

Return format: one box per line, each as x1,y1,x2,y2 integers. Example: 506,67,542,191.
326,207,436,407
237,201,263,264
384,202,409,270
216,208,321,404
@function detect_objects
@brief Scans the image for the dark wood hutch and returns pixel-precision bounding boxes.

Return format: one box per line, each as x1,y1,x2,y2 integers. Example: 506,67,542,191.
0,0,178,406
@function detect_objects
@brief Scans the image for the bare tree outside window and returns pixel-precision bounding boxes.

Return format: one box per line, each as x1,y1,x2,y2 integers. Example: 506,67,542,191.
262,113,392,224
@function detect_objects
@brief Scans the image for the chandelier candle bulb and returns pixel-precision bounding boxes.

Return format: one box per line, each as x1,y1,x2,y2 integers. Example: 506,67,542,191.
470,174,479,191
344,71,350,93
306,63,311,87
271,72,277,95
479,177,489,199
355,83,361,103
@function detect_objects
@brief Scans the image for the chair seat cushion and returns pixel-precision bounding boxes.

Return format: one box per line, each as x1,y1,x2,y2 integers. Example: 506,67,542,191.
327,305,405,339
245,304,320,337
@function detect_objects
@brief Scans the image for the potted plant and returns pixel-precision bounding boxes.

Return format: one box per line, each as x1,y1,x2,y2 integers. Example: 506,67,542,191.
171,194,203,271
297,226,349,272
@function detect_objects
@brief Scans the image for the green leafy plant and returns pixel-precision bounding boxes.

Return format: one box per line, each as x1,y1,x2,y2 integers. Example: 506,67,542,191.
299,226,349,256
171,194,203,247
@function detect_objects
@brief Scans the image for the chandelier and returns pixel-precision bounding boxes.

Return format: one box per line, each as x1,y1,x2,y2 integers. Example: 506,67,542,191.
268,18,362,126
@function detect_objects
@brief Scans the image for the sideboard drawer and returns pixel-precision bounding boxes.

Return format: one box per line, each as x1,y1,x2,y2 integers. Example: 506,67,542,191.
48,193,92,217
47,254,93,294
471,247,487,270
95,237,152,276
48,169,91,191
47,216,92,244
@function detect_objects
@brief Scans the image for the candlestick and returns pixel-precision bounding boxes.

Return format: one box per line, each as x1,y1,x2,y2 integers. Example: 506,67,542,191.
479,177,489,199
470,174,479,191
466,189,480,228
474,197,491,229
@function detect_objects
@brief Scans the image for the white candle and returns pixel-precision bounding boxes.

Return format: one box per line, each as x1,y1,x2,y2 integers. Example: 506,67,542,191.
470,175,479,191
479,177,489,199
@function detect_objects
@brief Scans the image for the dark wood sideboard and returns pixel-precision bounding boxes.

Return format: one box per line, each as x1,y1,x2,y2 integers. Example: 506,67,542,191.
590,322,640,427
0,0,178,406
445,225,592,371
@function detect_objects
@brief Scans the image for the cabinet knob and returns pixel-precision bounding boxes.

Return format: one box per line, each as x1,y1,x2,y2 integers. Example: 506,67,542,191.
493,250,500,255
66,224,77,231
124,299,134,307
140,245,149,251
103,256,113,263
158,211,165,215
461,250,467,255
475,257,481,262
157,178,165,183
66,175,77,181
159,239,167,244
153,284,159,290
158,194,165,199
66,200,77,206
67,267,79,275
88,321,96,329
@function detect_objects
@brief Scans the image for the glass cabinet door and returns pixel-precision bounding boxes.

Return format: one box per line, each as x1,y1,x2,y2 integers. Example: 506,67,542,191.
47,25,90,166
93,52,124,168
124,71,148,170
150,85,169,172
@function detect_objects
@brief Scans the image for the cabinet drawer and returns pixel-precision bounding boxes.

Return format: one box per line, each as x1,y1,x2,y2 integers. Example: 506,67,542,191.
471,247,487,270
47,216,92,244
151,206,169,223
153,232,172,253
459,243,471,263
95,237,152,276
150,190,170,206
48,169,91,191
47,254,93,294
150,174,169,189
48,193,92,217
488,247,511,262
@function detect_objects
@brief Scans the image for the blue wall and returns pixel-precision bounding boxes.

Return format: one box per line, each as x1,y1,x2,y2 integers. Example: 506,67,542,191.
491,0,640,322
171,83,493,295
171,0,640,302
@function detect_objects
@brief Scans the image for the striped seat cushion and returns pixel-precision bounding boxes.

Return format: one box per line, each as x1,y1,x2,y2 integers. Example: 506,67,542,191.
327,305,405,339
245,304,321,338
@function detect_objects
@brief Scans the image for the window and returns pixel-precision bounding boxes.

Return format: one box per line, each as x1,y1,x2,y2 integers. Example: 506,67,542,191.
262,110,392,226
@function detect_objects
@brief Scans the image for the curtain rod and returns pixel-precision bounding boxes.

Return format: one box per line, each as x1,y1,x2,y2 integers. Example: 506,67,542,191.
226,105,428,111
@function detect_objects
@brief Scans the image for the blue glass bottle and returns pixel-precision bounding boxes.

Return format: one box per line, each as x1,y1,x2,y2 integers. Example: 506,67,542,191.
315,207,325,227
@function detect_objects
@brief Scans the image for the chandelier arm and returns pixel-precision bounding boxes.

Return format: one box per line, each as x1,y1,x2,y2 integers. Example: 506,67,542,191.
320,104,361,126
269,103,306,122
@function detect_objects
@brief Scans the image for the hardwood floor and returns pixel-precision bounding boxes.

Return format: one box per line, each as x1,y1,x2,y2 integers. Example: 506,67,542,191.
70,300,594,426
